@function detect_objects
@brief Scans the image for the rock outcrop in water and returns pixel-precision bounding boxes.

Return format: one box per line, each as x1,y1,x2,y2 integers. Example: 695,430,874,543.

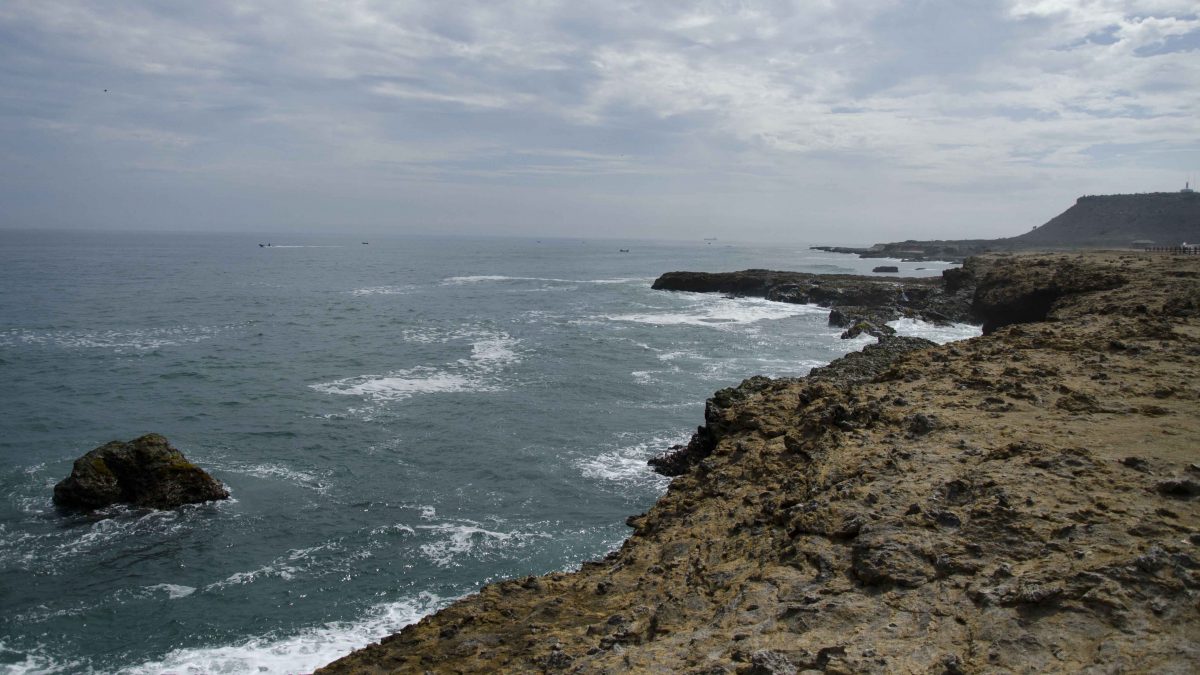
320,252,1199,674
651,268,975,338
53,434,229,510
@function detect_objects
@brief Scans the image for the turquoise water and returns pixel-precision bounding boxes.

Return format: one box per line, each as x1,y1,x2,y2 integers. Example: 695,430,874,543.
0,231,970,673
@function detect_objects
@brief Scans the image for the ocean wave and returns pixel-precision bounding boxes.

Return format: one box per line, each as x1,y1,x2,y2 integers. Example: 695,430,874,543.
145,583,196,599
465,335,520,366
119,592,448,675
204,540,347,592
442,275,645,285
607,295,825,328
0,324,237,353
311,369,476,401
0,503,229,575
888,317,982,344
416,521,551,568
310,331,522,406
575,433,685,490
656,349,700,361
209,461,332,493
349,285,417,297
0,642,85,675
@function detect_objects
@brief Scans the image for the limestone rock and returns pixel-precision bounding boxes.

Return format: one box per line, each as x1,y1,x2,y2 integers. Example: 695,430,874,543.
53,434,229,510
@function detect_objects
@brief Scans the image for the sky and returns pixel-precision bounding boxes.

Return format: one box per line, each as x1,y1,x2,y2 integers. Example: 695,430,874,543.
0,1,1197,243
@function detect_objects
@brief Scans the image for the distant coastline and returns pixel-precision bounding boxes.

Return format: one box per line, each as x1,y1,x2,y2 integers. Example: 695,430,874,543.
813,190,1200,263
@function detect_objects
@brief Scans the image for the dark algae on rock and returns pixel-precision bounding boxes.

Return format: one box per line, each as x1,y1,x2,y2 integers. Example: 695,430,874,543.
53,433,229,510
320,252,1200,674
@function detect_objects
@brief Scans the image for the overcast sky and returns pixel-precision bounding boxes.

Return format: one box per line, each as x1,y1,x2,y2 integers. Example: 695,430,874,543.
1,1,1197,243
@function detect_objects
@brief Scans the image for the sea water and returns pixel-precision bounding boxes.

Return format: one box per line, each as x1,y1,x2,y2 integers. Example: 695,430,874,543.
0,231,977,673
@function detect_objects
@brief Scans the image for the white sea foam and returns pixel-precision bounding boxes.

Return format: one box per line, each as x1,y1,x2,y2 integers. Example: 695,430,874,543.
887,318,982,344
146,583,196,599
204,542,344,592
442,275,516,284
576,434,685,490
349,285,415,297
399,326,512,344
0,501,234,575
416,522,549,568
0,642,85,675
0,325,233,353
656,350,698,361
443,275,646,286
466,335,520,366
608,295,825,328
312,370,474,401
206,561,299,591
630,370,658,385
214,462,331,493
369,522,416,536
311,331,521,406
120,592,448,675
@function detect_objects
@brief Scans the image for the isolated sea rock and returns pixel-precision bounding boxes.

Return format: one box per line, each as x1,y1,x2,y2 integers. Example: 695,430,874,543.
53,434,229,510
872,265,899,273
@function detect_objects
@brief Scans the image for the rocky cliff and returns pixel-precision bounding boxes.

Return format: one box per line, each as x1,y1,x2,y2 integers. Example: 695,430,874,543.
321,252,1200,674
1013,192,1199,248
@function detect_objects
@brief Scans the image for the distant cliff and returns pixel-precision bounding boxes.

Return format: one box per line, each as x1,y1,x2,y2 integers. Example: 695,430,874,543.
815,190,1200,262
1011,191,1199,248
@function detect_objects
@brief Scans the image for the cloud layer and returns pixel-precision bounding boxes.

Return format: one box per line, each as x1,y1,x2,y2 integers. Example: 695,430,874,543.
1,1,1197,241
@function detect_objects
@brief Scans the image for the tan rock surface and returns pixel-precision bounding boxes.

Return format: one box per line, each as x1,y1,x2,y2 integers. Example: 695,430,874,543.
321,252,1199,674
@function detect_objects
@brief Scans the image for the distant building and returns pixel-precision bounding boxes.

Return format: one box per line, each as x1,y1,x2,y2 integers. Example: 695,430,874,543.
1184,181,1195,194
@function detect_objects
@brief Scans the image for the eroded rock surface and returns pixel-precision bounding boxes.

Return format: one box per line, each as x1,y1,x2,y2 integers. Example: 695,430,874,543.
53,433,229,510
321,252,1200,674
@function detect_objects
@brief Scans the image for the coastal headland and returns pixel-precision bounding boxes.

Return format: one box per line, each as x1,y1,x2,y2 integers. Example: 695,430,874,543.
321,251,1199,673
812,191,1200,263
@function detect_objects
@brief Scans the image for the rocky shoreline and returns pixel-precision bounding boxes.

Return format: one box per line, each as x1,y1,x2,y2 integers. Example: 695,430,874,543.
651,268,977,339
320,252,1199,674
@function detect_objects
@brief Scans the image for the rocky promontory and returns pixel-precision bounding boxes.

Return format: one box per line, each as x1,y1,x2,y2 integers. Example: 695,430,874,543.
813,190,1200,263
53,434,229,510
321,252,1199,674
651,268,976,338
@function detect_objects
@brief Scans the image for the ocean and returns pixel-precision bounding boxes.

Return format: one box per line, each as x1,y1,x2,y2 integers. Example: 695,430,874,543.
0,231,977,674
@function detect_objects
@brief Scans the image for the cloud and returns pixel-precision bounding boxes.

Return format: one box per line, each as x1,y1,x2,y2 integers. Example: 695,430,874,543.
0,0,1196,241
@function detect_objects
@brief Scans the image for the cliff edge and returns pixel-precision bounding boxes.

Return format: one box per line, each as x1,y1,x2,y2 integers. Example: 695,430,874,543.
321,252,1200,674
